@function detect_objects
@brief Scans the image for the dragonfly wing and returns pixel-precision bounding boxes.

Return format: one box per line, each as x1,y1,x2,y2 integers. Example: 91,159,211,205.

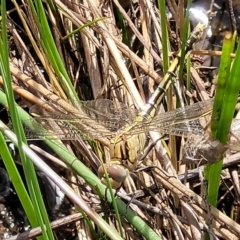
27,101,122,141
128,99,214,136
83,99,137,130
228,118,240,151
129,118,205,136
6,115,113,142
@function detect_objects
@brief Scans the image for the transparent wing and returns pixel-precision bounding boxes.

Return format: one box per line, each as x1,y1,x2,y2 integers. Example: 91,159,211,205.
128,98,214,136
82,99,138,129
227,119,240,151
5,100,137,141
9,99,214,141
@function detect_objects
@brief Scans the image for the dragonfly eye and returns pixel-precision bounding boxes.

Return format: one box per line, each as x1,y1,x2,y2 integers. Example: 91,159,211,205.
98,165,127,183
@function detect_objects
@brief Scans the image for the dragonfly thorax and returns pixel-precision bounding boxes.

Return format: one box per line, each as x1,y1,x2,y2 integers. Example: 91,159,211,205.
109,133,147,171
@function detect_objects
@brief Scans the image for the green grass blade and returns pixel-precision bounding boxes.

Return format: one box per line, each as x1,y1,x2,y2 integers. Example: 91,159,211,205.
178,0,192,81
206,31,239,209
0,132,37,223
27,0,80,107
101,169,124,238
0,2,54,238
211,32,236,139
158,0,169,73
62,17,107,41
115,8,130,47
215,34,240,143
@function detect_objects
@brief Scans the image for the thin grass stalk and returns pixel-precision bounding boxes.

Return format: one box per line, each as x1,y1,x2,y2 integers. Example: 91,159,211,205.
186,43,191,104
62,17,107,41
76,209,99,239
103,170,124,238
158,0,169,73
116,9,130,47
27,0,80,107
178,0,192,84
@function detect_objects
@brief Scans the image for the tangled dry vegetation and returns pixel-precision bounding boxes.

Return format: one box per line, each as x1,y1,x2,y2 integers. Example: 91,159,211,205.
1,0,240,239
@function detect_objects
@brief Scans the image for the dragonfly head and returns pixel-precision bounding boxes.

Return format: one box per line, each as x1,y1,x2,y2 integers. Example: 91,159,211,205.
98,164,128,189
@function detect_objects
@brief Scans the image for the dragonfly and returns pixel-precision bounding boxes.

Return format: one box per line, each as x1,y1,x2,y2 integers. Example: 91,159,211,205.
14,97,240,187
6,22,215,188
